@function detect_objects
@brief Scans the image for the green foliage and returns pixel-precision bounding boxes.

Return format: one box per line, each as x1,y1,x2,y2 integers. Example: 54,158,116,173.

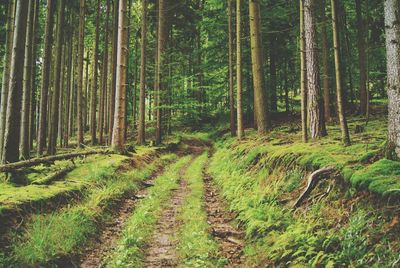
107,156,192,267
208,127,400,267
351,159,400,196
177,153,225,267
8,154,177,267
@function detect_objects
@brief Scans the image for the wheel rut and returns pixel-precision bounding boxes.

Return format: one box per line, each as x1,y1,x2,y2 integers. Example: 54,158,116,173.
78,167,165,268
203,162,246,267
142,157,193,267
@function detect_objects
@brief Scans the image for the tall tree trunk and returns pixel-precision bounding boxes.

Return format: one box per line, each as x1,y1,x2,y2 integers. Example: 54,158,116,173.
29,0,40,151
2,0,29,164
109,0,119,145
236,0,244,139
300,0,308,142
249,0,269,134
133,33,139,131
355,0,368,115
48,0,65,155
111,0,128,152
0,0,16,161
64,21,73,147
321,0,331,122
331,0,351,146
37,0,55,156
77,0,85,148
137,0,147,145
90,0,101,145
384,0,400,159
155,0,169,145
19,0,35,160
100,0,111,145
228,0,235,137
304,0,323,140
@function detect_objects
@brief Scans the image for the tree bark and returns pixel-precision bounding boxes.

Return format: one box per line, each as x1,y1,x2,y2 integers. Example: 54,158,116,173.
249,0,269,135
100,0,111,145
77,0,85,148
0,0,15,161
90,0,101,145
2,0,29,164
37,0,55,156
304,0,323,140
228,0,235,137
331,0,351,146
109,0,119,145
137,0,147,145
384,0,400,159
236,0,244,139
48,0,65,155
300,0,308,142
320,0,331,122
19,0,35,160
111,0,128,153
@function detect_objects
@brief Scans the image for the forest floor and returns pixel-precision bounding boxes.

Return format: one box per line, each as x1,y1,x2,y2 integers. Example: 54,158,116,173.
1,107,400,267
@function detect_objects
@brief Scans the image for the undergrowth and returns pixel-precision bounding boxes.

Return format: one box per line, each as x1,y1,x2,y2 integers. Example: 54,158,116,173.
177,152,225,267
209,126,400,267
5,153,177,267
106,155,192,268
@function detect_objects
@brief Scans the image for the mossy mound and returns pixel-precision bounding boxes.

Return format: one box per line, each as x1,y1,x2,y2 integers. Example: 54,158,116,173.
351,159,400,197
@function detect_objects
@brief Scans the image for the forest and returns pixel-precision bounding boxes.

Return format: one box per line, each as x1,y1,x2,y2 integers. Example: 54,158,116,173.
0,0,399,267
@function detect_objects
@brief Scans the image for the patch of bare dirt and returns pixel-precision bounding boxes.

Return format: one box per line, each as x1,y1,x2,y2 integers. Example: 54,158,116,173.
142,158,193,268
203,168,245,267
78,167,164,268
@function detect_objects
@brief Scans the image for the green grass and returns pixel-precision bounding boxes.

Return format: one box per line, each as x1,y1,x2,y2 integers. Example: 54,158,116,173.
0,154,128,214
5,154,177,267
208,118,400,267
177,153,225,267
106,155,192,268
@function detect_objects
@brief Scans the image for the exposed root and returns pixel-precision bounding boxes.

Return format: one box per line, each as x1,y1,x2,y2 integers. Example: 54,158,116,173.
293,166,340,208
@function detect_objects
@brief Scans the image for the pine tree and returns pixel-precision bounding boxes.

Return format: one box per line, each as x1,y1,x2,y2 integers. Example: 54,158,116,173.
236,0,244,139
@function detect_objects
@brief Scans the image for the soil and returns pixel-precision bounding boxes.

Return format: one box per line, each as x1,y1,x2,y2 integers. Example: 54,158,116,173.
142,158,193,267
203,167,246,267
78,167,165,268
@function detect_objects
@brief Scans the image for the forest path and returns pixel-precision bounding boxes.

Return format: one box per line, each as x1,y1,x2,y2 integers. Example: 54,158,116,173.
142,156,194,267
203,160,246,267
78,166,167,268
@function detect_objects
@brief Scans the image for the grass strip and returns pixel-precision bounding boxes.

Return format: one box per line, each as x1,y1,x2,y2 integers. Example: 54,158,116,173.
5,153,177,267
106,155,192,268
177,152,225,267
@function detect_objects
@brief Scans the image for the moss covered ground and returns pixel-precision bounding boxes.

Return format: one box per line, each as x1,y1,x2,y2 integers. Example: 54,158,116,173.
208,115,400,267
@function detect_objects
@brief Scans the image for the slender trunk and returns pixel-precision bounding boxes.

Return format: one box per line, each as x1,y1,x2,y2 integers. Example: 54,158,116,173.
300,0,308,142
2,0,29,164
133,33,139,131
331,0,351,146
321,0,331,121
384,0,400,159
48,0,65,155
137,0,147,145
77,0,85,148
109,0,119,144
64,23,73,147
37,0,55,156
228,0,235,136
236,0,244,139
100,0,110,145
355,0,368,115
0,0,16,161
90,0,101,145
29,0,40,150
111,0,128,152
269,37,277,112
249,0,269,134
19,0,35,159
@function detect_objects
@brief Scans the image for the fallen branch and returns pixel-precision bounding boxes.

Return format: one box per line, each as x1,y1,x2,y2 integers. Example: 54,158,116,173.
293,166,339,208
0,150,109,173
31,164,76,185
